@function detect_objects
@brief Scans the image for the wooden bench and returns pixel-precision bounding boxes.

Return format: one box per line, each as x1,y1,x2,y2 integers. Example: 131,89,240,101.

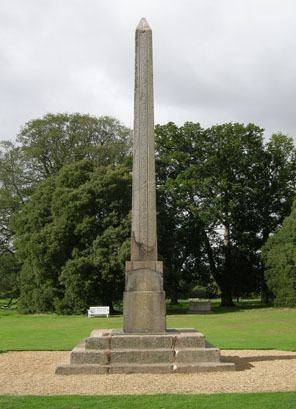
87,306,110,318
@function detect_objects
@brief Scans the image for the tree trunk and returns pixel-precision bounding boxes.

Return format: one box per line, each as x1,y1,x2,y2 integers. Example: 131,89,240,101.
260,269,273,304
220,286,235,307
170,276,179,304
203,227,235,307
221,222,234,307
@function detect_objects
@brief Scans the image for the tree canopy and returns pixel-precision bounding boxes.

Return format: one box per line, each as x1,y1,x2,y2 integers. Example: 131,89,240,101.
262,199,296,307
155,122,296,305
13,161,131,313
1,112,296,311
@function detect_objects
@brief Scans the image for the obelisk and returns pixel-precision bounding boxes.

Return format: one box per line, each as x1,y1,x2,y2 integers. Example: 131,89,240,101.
123,18,166,333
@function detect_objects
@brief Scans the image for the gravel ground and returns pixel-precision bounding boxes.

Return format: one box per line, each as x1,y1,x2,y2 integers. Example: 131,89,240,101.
0,350,296,395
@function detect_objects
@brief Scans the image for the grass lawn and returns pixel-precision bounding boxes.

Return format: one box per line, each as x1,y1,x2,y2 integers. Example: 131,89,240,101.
0,392,296,409
0,300,295,351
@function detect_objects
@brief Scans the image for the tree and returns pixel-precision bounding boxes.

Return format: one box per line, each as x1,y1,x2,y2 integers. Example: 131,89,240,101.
258,133,296,302
156,122,205,303
13,160,131,314
17,113,131,177
156,122,296,306
262,199,296,307
0,141,35,255
0,252,19,299
0,114,131,300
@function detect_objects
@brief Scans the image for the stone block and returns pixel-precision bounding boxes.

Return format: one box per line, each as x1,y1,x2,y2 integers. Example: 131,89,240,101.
126,260,163,273
173,362,236,373
188,299,212,313
55,364,108,375
175,348,220,363
123,290,166,333
109,363,173,374
85,336,110,350
174,332,206,348
125,269,163,291
55,328,236,374
110,349,174,364
111,334,173,349
70,348,108,365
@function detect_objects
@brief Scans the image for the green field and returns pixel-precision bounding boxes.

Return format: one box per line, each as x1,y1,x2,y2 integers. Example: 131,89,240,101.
0,392,296,409
0,300,295,351
1,301,296,408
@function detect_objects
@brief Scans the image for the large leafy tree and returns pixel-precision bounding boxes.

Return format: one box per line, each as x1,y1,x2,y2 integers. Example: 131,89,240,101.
0,141,35,255
0,252,20,300
156,122,296,306
0,114,131,301
17,113,131,177
13,161,131,314
156,122,205,303
262,199,296,307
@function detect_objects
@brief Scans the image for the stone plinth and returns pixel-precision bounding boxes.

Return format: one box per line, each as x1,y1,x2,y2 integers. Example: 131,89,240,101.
56,328,235,374
188,299,212,314
123,261,166,333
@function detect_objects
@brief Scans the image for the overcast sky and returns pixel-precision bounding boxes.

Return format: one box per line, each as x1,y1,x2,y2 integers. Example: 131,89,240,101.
1,0,296,142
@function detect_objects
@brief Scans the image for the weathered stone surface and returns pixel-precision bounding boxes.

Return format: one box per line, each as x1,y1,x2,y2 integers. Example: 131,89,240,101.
109,363,173,374
110,349,174,364
111,334,173,349
125,269,163,292
175,348,220,363
173,362,236,373
56,361,235,375
55,328,236,374
123,18,166,334
174,332,206,348
55,364,108,375
188,299,212,313
70,346,108,365
86,336,110,350
123,290,166,333
86,330,206,350
130,17,157,262
126,260,163,273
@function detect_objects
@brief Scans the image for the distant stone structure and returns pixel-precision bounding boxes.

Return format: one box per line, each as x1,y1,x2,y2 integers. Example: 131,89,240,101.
188,299,212,314
55,18,235,374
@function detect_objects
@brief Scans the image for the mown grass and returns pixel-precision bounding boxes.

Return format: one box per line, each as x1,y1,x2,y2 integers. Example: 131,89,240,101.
0,392,296,409
0,300,295,351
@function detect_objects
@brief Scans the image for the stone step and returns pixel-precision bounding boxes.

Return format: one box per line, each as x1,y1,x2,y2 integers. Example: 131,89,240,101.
71,346,220,365
175,348,220,363
56,363,108,375
85,329,206,350
55,328,236,374
172,362,235,373
56,361,235,375
71,347,174,365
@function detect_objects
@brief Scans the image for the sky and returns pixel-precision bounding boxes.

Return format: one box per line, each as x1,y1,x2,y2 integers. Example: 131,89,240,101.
1,0,296,142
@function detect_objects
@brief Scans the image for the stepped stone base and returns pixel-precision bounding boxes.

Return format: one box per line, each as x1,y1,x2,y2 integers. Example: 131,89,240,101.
56,328,235,374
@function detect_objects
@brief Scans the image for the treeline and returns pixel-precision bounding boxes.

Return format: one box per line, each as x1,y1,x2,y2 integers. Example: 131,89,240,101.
1,113,296,313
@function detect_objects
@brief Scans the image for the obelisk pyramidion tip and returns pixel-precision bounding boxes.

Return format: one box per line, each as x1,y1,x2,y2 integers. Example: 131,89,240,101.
136,17,151,31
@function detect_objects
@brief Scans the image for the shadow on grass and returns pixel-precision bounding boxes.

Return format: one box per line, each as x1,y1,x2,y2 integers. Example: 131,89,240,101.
222,354,296,371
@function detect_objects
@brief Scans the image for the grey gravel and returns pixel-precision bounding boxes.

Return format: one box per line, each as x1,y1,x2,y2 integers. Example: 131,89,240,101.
0,350,296,395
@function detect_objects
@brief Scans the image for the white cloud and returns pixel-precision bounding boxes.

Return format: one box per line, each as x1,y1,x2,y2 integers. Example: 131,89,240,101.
1,0,296,141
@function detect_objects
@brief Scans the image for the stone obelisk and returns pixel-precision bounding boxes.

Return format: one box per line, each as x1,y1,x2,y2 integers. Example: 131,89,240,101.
123,18,166,333
55,18,236,375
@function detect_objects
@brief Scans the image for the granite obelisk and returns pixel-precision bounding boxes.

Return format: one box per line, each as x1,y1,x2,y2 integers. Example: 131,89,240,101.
123,18,166,333
55,19,235,375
